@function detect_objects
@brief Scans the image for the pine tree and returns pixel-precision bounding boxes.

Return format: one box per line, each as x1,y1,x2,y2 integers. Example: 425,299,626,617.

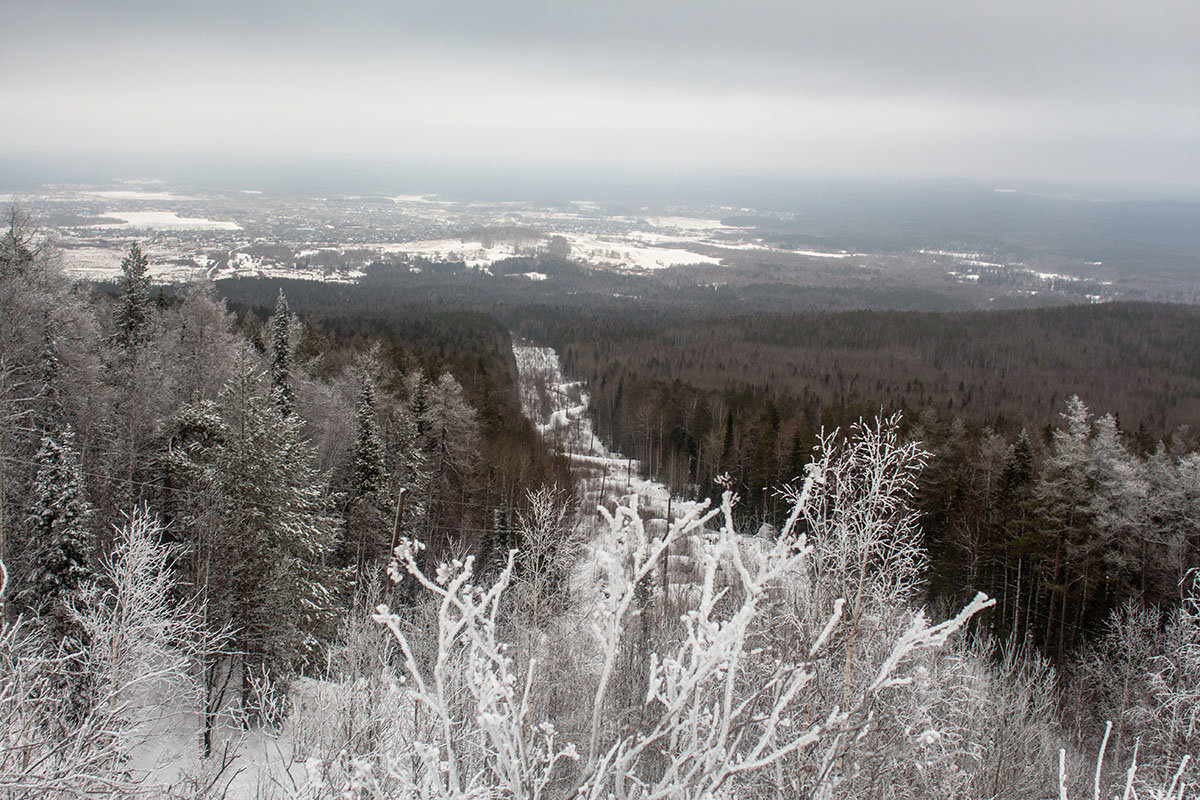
113,241,151,350
26,426,93,641
269,290,295,417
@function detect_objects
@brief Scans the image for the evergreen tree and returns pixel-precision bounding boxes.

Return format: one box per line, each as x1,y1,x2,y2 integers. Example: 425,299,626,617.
342,372,393,579
37,327,63,429
999,429,1035,501
113,241,151,350
417,372,480,554
269,290,295,417
0,205,36,277
170,365,342,713
351,374,386,501
25,426,93,640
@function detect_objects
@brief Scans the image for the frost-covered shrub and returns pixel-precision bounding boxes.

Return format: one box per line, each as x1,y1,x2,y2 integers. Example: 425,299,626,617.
0,508,220,798
1068,584,1200,797
300,416,997,799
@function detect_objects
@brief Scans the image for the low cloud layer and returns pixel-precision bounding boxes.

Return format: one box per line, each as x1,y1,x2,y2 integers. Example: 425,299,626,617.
4,1,1197,190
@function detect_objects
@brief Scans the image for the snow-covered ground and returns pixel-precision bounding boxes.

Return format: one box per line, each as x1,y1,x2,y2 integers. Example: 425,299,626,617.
512,341,707,551
90,210,242,230
512,341,768,618
562,232,722,270
376,237,536,268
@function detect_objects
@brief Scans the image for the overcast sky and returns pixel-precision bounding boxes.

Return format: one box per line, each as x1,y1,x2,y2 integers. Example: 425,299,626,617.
3,0,1197,192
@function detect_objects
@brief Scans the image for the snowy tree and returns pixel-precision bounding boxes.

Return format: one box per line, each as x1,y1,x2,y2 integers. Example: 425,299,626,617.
358,483,994,799
0,207,101,599
24,425,93,642
342,371,394,582
1068,587,1200,796
158,280,241,405
513,484,578,632
1087,414,1150,606
0,508,226,797
1033,398,1163,653
269,289,296,417
171,363,343,714
415,371,480,555
113,240,151,351
1037,396,1101,654
1145,449,1200,602
352,374,387,500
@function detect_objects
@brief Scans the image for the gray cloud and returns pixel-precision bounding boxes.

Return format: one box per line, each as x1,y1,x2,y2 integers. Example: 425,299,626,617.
3,0,1197,190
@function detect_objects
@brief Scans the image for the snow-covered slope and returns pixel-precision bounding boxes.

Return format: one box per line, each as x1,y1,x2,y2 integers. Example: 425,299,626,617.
512,341,713,603
513,342,702,522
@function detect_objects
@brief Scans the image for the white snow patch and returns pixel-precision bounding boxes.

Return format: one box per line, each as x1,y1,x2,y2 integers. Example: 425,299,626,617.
60,246,210,283
921,249,985,259
390,194,448,205
789,248,856,259
93,211,242,230
562,233,720,270
377,238,529,268
523,271,548,281
646,216,739,231
1034,271,1081,282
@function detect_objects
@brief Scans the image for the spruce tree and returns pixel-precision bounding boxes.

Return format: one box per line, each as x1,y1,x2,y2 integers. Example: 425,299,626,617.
351,374,386,501
269,290,295,417
343,373,393,579
171,366,341,713
37,327,63,428
26,425,93,641
113,241,151,350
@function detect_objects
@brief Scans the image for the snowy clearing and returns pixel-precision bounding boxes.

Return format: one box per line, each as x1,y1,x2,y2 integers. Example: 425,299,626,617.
376,238,534,268
512,341,705,536
92,211,242,230
645,216,740,231
562,233,721,270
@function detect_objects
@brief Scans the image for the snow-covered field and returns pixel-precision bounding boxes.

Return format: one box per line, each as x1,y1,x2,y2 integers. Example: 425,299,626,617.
563,232,722,270
57,246,211,283
91,210,242,230
376,238,534,268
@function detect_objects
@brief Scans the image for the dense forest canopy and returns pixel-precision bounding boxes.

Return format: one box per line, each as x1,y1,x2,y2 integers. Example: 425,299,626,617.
4,207,1200,798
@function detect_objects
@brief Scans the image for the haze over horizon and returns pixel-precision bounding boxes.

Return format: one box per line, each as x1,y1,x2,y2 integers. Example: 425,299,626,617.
3,0,1198,196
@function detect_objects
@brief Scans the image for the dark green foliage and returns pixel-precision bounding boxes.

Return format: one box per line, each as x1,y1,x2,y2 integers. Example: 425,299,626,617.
269,290,295,417
351,374,387,500
113,241,151,350
25,427,93,641
218,278,573,557
341,372,395,580
166,366,343,709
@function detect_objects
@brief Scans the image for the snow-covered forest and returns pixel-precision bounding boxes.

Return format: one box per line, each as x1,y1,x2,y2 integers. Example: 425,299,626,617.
4,205,1200,799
